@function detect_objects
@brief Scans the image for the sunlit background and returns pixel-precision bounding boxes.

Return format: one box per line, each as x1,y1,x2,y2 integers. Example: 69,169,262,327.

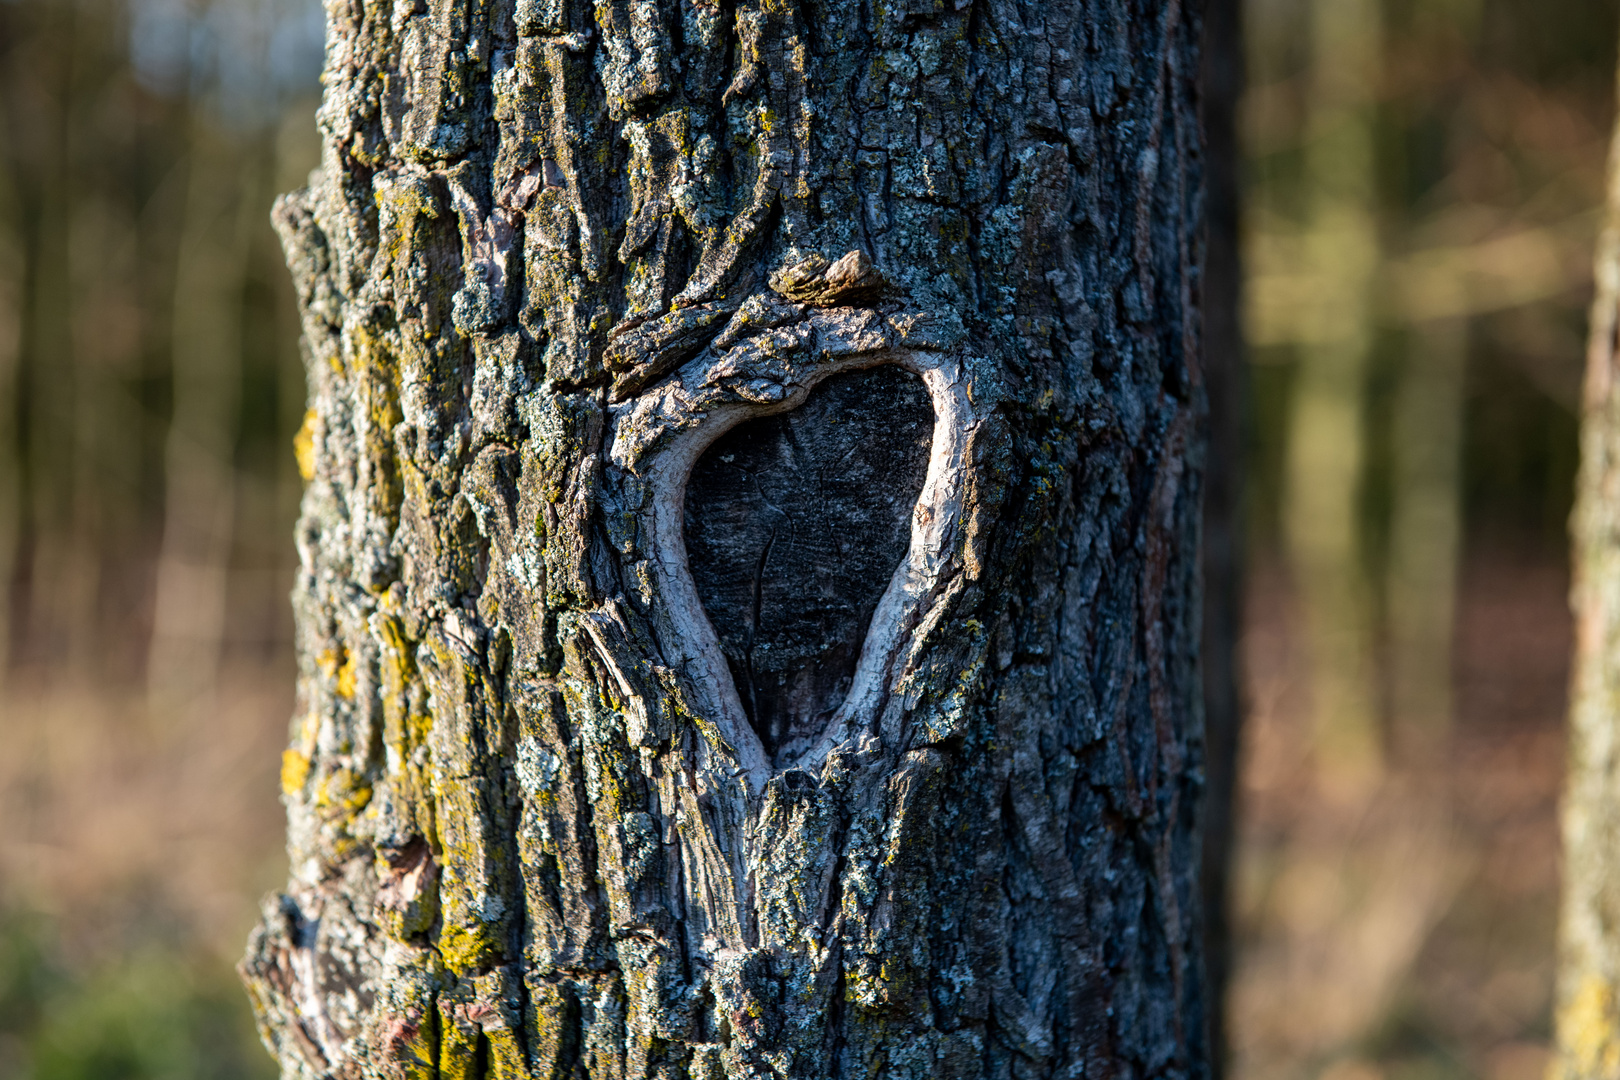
1237,0,1612,1078
0,0,1610,1077
0,0,318,1074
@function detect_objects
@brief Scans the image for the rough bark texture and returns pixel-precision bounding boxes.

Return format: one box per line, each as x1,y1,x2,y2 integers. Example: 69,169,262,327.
1553,54,1620,1080
240,0,1211,1076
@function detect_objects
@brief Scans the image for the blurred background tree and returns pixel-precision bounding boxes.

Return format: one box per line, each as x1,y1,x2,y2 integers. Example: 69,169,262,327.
1547,8,1620,1079
1236,0,1613,1078
0,0,1610,1076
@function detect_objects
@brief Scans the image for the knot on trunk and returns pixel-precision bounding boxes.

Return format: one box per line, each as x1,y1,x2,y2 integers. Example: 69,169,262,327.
684,365,933,764
768,250,885,306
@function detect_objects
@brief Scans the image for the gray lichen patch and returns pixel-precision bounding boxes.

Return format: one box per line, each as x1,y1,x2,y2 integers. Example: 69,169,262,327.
684,365,934,765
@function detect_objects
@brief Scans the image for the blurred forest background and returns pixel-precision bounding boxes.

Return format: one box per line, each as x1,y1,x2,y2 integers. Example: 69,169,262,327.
0,0,1610,1077
0,0,317,1075
1236,0,1614,1079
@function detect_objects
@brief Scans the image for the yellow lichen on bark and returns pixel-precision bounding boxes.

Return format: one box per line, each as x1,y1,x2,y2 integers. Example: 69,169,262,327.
293,408,317,482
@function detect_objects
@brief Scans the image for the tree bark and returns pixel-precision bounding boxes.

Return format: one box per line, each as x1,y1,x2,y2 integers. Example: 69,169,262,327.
240,0,1212,1077
1553,41,1620,1080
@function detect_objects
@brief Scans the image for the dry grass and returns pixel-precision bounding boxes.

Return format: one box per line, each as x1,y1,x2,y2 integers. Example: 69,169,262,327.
0,657,290,958
0,636,292,1078
1233,545,1568,1080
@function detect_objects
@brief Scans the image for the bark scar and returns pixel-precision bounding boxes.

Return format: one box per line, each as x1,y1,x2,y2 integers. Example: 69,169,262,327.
604,301,980,791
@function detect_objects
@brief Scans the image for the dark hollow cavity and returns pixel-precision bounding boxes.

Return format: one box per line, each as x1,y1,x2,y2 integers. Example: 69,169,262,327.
684,366,935,764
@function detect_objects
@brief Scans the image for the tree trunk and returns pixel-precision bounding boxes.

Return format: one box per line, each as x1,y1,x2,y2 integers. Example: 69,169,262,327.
1197,0,1243,1071
240,0,1212,1076
1552,45,1620,1080
1284,0,1381,787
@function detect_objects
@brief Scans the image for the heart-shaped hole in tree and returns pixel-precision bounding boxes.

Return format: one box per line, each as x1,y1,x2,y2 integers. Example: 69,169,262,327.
684,366,935,765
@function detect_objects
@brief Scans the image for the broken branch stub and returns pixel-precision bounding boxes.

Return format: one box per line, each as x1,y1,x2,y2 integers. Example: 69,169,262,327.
768,250,888,307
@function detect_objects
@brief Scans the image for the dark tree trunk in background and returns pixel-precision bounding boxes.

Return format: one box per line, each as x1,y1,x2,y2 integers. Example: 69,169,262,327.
240,0,1213,1076
1554,42,1620,1080
1197,0,1244,1073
